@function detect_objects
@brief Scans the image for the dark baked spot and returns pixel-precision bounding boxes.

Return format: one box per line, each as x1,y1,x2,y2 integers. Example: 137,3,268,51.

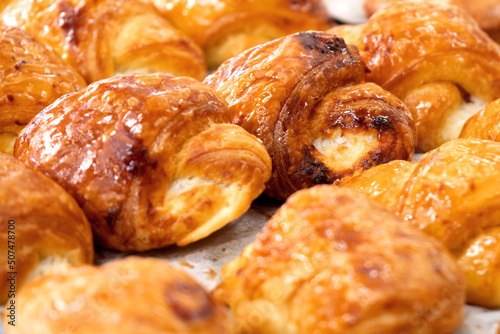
166,281,214,322
371,115,394,131
104,206,119,228
295,32,347,55
14,60,27,70
7,94,14,102
59,1,86,46
299,146,334,184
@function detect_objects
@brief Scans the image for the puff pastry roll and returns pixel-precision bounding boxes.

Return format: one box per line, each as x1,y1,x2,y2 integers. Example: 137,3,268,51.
216,186,465,334
328,1,500,152
0,25,86,155
1,0,207,82
205,31,416,200
0,153,93,305
14,73,272,252
459,98,500,141
337,139,500,307
6,257,234,333
150,0,331,69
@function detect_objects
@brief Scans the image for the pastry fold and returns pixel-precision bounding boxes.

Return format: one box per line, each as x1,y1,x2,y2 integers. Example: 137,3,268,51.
328,1,500,152
1,0,207,82
15,73,272,251
216,186,465,334
205,31,415,200
337,138,500,307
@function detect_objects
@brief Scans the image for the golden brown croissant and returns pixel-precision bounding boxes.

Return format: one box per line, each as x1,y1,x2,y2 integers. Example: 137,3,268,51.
14,73,271,252
328,1,500,152
459,98,500,141
0,0,207,82
0,25,86,155
5,257,234,333
204,31,416,200
150,0,331,69
364,0,500,39
0,153,93,305
337,138,500,307
215,186,465,334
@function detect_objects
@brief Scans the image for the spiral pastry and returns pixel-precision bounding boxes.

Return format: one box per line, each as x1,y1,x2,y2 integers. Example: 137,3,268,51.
205,31,415,200
328,1,500,152
1,0,207,82
337,138,500,307
0,25,86,155
14,73,272,251
216,186,465,334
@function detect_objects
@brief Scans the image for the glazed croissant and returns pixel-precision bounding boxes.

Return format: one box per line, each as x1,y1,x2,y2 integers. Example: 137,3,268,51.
328,1,500,152
204,31,416,200
14,73,272,252
216,186,465,334
0,0,207,82
0,152,93,305
6,257,234,333
364,0,500,41
150,0,331,69
0,25,86,155
337,138,500,307
459,98,500,141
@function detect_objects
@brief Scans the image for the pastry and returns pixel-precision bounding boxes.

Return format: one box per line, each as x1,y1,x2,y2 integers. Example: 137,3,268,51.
0,25,85,155
0,153,93,305
337,138,500,307
205,31,416,200
459,98,500,141
150,0,331,69
1,0,207,82
15,73,272,252
5,257,234,333
216,186,465,333
328,1,500,152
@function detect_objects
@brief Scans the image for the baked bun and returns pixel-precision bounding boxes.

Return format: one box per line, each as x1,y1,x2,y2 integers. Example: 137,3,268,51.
328,1,500,152
205,31,416,200
1,0,207,82
15,73,272,252
0,25,85,155
216,186,465,334
337,139,500,307
459,98,500,141
150,0,331,69
0,153,93,305
6,257,234,333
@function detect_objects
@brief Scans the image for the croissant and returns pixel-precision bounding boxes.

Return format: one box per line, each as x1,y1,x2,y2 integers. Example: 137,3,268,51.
328,1,500,152
337,138,500,308
0,152,93,305
204,31,416,200
0,25,86,155
364,0,500,41
459,98,500,141
5,257,234,333
0,0,207,82
14,73,272,251
215,186,465,334
149,0,331,69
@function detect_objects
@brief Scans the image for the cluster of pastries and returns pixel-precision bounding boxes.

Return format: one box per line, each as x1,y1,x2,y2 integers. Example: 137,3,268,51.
2,0,500,332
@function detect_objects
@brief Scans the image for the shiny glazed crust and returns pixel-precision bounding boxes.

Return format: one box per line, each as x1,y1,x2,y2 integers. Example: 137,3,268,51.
0,25,86,155
0,153,93,304
205,31,415,200
1,0,207,82
14,73,272,251
150,0,331,69
336,139,500,307
215,186,465,334
6,257,234,333
460,98,500,141
328,1,500,152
